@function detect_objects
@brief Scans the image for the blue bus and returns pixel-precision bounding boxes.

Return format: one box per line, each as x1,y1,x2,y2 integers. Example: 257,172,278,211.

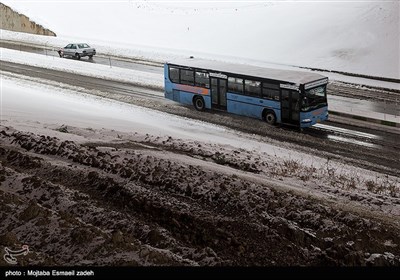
164,57,328,128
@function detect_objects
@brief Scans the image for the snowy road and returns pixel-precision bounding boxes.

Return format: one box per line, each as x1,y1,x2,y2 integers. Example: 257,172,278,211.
2,74,284,154
2,63,400,174
1,45,399,125
1,73,400,266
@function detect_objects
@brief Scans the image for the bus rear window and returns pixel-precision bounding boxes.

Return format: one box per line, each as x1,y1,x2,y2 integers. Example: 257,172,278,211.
169,67,179,83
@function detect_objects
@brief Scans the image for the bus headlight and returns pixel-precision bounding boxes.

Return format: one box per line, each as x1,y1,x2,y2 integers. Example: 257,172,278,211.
301,119,312,123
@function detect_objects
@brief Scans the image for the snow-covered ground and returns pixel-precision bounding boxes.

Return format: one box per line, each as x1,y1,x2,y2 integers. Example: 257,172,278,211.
2,0,399,79
2,73,399,204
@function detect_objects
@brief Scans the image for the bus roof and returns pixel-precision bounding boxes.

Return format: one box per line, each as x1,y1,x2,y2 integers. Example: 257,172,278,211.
167,57,327,85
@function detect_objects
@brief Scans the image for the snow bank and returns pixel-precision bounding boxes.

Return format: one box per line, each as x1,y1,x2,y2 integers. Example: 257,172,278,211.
0,47,163,89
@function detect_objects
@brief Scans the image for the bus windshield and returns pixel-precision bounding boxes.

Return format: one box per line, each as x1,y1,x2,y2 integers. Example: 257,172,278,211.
301,85,327,111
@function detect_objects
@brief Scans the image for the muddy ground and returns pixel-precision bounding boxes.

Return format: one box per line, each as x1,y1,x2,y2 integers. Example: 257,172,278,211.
1,124,399,267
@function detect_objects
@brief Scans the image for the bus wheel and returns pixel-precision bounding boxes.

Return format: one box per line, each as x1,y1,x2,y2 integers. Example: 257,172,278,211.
265,111,276,125
193,96,205,111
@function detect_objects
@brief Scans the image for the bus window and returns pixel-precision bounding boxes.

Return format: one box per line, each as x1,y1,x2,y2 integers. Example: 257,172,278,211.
245,80,261,97
169,67,179,83
306,85,325,97
180,69,194,85
228,77,243,93
262,83,280,100
195,71,209,88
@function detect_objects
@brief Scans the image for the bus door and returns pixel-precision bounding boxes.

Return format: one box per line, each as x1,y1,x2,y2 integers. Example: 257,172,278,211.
210,78,227,110
281,89,300,125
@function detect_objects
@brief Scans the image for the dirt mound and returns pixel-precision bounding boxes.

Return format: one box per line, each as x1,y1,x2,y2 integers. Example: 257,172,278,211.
1,125,399,266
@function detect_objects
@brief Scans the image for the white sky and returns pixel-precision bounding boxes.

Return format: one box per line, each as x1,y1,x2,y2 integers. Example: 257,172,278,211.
2,0,399,78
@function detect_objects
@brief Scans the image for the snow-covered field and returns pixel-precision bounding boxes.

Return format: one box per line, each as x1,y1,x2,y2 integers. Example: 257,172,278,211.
2,72,398,187
2,0,399,79
1,72,400,266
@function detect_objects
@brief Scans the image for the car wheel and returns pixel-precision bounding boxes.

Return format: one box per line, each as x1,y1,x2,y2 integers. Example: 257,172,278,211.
75,53,81,60
265,111,276,125
193,96,205,111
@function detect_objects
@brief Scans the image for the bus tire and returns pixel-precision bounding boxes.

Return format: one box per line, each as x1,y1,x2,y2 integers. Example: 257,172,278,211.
193,96,205,111
264,110,276,125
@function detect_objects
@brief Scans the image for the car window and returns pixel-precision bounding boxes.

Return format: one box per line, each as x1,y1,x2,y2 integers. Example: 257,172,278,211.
78,43,90,48
65,44,71,49
71,44,77,49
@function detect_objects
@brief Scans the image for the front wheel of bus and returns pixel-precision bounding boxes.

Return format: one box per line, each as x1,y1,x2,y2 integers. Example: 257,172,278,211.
193,96,205,111
265,111,276,125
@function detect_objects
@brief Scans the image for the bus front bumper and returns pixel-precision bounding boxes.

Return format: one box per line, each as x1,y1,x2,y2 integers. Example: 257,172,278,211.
300,112,329,128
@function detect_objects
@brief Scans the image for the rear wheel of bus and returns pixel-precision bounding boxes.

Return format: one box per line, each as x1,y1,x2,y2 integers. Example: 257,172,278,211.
193,96,205,111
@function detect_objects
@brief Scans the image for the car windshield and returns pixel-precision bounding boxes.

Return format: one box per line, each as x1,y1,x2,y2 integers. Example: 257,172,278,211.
78,43,90,48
